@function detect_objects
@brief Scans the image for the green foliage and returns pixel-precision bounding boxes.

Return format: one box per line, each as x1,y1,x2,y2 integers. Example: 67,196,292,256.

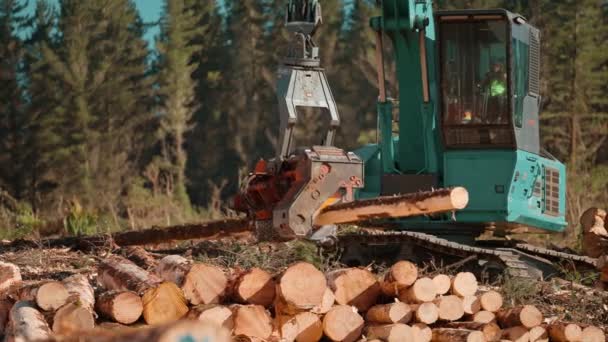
63,201,99,236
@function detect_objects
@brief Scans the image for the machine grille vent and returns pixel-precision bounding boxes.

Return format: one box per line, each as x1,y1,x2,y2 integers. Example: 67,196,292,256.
529,30,541,95
544,167,560,216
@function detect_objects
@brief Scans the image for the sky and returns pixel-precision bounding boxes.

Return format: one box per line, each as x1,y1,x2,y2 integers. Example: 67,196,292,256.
25,0,164,48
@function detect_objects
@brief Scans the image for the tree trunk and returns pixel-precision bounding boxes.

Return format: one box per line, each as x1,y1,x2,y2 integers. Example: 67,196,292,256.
365,302,412,324
230,267,275,307
411,303,439,325
62,274,95,310
322,305,364,342
399,277,437,304
479,291,502,313
380,261,418,296
432,274,451,296
547,323,583,342
496,305,543,328
123,247,158,270
440,322,501,342
451,272,478,297
365,323,414,342
0,262,21,293
435,295,464,321
187,304,233,330
5,301,51,342
501,326,530,342
52,301,95,334
278,311,323,342
326,268,380,311
232,305,273,340
431,328,485,342
11,280,70,312
275,262,326,315
95,291,143,325
155,255,227,305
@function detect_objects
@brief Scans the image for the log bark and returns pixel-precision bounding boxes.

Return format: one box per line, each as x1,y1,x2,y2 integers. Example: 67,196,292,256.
52,301,95,334
469,310,496,324
412,303,439,325
412,323,432,342
5,301,51,342
97,255,188,325
547,323,582,342
322,305,364,342
0,262,21,293
232,305,273,340
62,274,95,310
276,262,326,315
380,261,418,296
435,295,464,321
581,326,606,342
451,272,478,297
187,304,233,330
11,280,70,311
95,291,143,325
496,305,542,328
479,291,502,313
0,298,13,337
279,311,323,342
399,277,437,304
123,246,158,270
462,296,481,315
431,328,485,342
155,255,228,305
441,322,501,342
365,302,412,324
365,323,414,342
501,326,530,342
314,187,469,225
326,267,380,311
310,288,334,315
230,267,275,307
432,274,451,296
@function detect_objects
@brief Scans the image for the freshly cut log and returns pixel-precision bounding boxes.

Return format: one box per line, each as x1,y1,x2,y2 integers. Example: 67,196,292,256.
279,311,323,342
97,255,188,325
469,310,496,324
231,267,275,307
581,326,606,342
528,326,548,342
380,261,418,296
365,302,412,324
310,288,334,315
327,267,380,311
412,302,439,325
187,304,234,330
322,305,364,342
232,305,273,339
124,246,158,270
5,301,51,342
501,326,530,342
141,282,188,325
0,262,21,293
431,328,485,342
12,280,70,311
547,323,583,342
462,296,481,315
365,323,414,342
496,305,543,328
412,323,432,342
432,274,452,295
49,320,231,342
451,272,478,297
0,298,13,337
314,187,469,225
95,291,143,325
399,277,437,304
62,274,95,310
479,291,503,313
155,255,228,305
435,295,464,321
442,322,501,342
276,262,326,315
52,301,95,334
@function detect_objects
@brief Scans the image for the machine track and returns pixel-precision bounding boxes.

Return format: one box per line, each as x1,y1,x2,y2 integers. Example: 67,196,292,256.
338,230,598,279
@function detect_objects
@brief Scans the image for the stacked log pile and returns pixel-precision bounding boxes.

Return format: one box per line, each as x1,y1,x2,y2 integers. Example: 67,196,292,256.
0,256,604,342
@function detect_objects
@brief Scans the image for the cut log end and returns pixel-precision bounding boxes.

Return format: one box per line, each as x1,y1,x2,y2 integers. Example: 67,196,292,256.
432,274,452,295
462,296,481,316
327,267,380,311
381,261,418,296
365,323,414,342
0,261,21,293
96,290,143,325
280,311,323,342
278,262,327,314
436,295,464,321
414,302,439,325
365,302,412,324
400,277,437,304
232,267,275,307
479,290,503,313
37,281,71,311
52,301,95,334
232,305,273,340
548,323,583,342
451,272,478,297
142,282,188,325
188,305,234,330
581,326,606,342
497,305,542,329
412,323,432,342
323,305,364,342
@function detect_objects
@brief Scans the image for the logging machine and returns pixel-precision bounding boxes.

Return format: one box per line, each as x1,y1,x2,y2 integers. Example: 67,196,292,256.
233,0,592,278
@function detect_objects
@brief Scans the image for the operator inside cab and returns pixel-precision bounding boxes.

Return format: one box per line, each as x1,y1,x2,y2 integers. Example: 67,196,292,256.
482,61,508,124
